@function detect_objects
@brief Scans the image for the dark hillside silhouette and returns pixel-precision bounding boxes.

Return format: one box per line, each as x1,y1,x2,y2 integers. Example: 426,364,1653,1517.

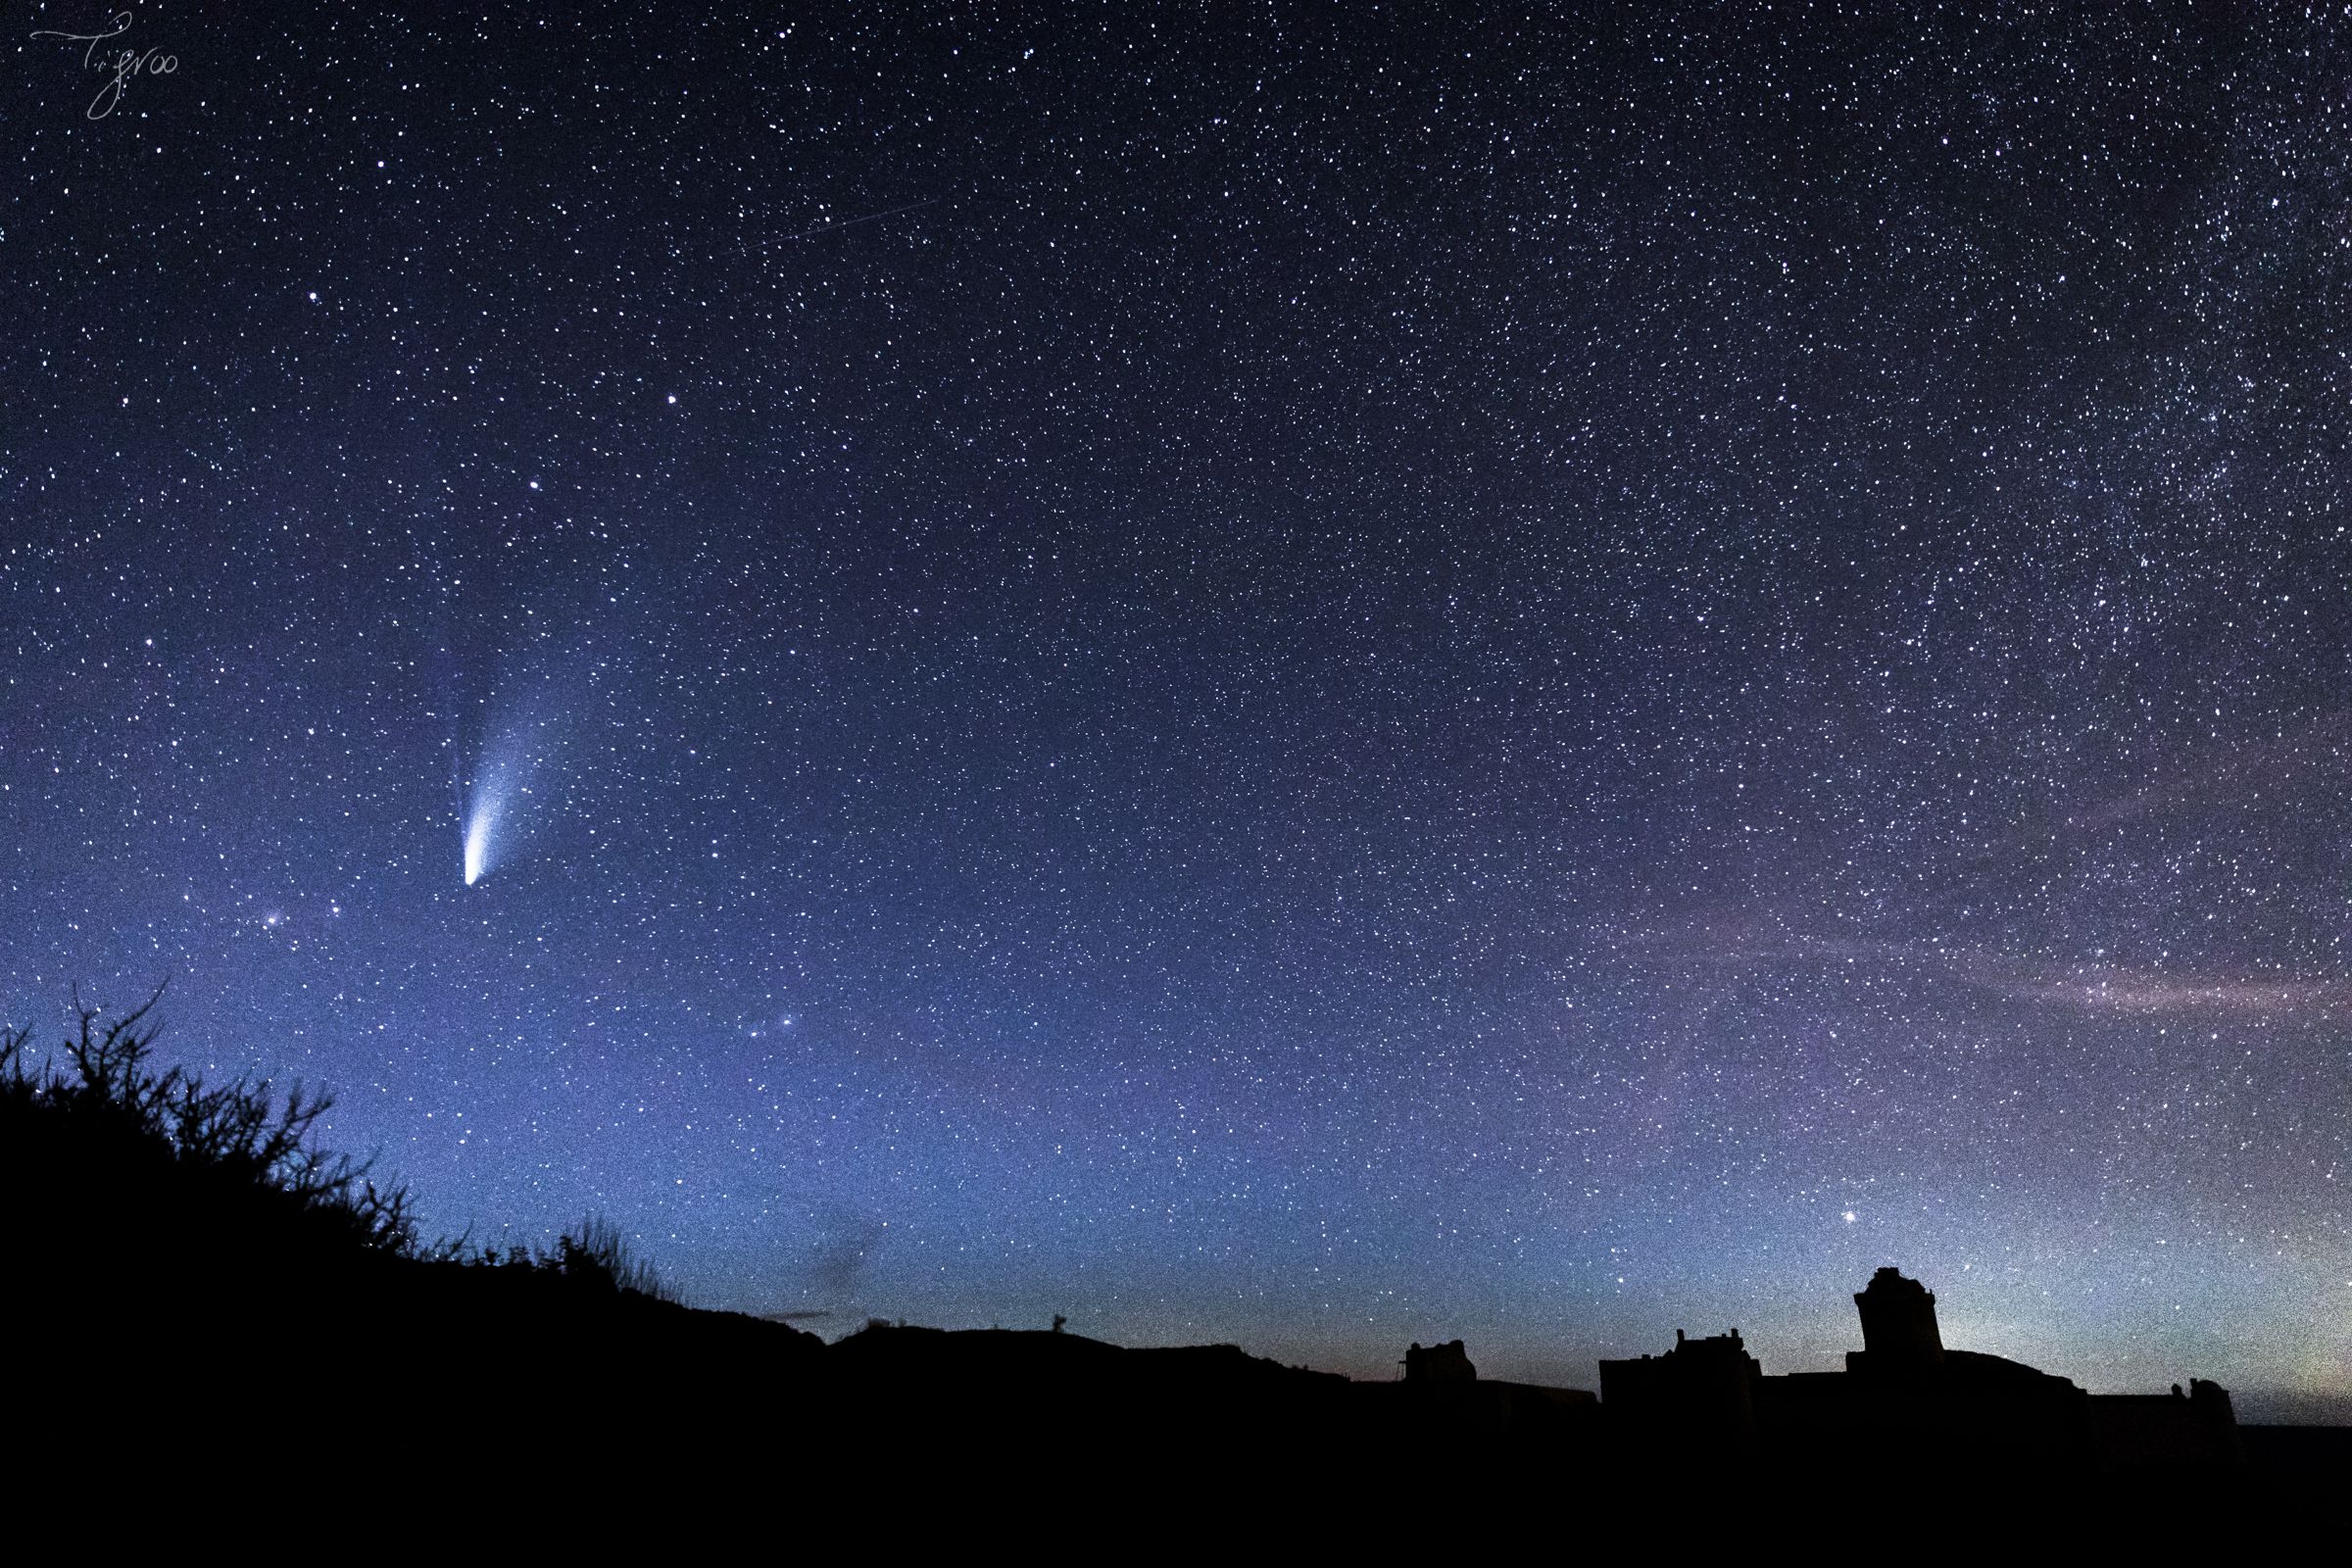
1,996,823,1460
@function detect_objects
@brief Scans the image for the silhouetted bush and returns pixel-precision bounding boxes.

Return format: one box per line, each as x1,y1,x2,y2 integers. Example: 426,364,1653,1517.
453,1213,681,1303
552,1213,681,1303
0,990,417,1257
1,991,679,1307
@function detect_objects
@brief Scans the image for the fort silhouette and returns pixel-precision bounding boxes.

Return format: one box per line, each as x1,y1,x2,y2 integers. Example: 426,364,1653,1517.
1592,1266,2242,1474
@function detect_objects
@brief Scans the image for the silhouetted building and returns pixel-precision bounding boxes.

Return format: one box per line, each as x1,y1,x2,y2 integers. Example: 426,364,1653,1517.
2087,1377,2244,1471
1850,1265,1944,1371
1598,1327,1762,1459
1403,1339,1477,1383
1379,1339,1596,1449
1600,1267,2242,1477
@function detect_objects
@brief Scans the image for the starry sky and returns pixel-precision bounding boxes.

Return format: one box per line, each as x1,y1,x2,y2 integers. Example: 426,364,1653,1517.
6,3,2348,1419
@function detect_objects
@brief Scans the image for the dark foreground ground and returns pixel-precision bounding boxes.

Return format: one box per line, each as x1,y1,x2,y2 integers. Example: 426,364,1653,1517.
15,1260,2341,1531
6,1016,2335,1538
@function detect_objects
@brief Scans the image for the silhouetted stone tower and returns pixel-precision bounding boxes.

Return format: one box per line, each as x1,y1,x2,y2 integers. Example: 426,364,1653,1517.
1402,1340,1477,1383
1852,1266,1944,1370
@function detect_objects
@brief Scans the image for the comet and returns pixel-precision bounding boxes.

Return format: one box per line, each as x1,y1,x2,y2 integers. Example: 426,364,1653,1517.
459,719,537,888
463,784,504,886
453,635,587,887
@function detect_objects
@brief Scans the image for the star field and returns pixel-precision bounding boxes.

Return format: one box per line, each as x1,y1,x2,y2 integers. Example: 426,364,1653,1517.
4,3,2348,1417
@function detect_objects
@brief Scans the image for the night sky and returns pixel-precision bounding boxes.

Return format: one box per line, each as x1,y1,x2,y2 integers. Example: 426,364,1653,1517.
6,4,2349,1418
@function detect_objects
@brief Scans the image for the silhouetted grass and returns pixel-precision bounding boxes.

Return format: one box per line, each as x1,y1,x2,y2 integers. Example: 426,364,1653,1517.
448,1212,682,1304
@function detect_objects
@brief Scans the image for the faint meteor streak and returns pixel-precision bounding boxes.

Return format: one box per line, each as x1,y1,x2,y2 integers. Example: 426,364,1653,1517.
775,198,938,242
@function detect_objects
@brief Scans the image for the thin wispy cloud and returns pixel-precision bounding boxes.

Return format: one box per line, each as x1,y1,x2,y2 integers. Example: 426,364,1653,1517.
1998,966,2352,1017
1612,926,2348,1018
